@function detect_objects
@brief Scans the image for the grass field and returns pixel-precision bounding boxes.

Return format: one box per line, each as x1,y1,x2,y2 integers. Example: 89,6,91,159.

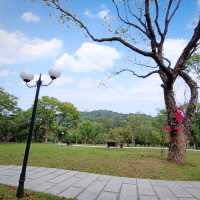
0,143,200,181
0,184,74,200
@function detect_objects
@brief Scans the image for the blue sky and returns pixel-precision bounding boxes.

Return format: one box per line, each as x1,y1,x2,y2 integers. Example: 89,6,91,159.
0,0,199,115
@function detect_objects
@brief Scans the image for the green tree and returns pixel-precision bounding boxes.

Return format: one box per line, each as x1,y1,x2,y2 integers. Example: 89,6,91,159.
191,104,200,149
0,88,19,142
35,96,79,143
56,102,80,143
0,88,18,117
108,126,133,145
186,53,200,78
153,110,168,147
79,120,93,144
36,96,59,143
90,122,104,144
57,102,80,129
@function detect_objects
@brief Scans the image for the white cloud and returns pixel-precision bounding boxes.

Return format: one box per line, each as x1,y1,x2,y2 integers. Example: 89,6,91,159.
98,9,110,19
45,74,164,115
78,79,99,89
164,38,188,67
0,29,63,65
54,42,120,72
54,76,74,86
198,0,200,6
0,68,9,77
21,12,40,23
84,10,95,18
84,8,110,19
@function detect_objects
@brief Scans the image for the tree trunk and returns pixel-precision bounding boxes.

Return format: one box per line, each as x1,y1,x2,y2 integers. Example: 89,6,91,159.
132,136,135,146
167,125,187,163
163,86,187,163
44,124,48,144
162,71,198,164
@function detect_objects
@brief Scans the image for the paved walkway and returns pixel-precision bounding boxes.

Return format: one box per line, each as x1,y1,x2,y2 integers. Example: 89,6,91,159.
0,165,200,200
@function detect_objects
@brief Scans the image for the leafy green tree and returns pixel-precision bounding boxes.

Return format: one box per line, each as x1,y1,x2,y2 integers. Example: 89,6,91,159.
36,96,59,143
153,110,168,146
185,53,200,149
35,96,79,143
0,88,18,117
78,120,104,144
89,122,104,144
186,53,200,78
56,102,80,143
57,102,80,129
0,88,19,142
191,104,200,149
78,120,93,144
108,126,133,146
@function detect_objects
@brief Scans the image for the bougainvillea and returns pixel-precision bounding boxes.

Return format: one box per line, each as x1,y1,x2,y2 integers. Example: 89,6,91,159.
164,107,185,135
174,108,185,123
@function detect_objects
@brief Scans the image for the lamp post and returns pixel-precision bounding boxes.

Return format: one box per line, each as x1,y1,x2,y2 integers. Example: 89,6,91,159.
16,69,61,198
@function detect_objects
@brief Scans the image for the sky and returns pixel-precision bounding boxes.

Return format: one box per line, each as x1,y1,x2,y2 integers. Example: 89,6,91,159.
0,0,200,116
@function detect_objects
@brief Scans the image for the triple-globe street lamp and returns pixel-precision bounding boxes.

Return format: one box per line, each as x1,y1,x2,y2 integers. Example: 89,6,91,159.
16,69,61,198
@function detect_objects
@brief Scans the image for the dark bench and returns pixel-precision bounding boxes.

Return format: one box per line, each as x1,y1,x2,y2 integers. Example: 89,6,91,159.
107,141,117,148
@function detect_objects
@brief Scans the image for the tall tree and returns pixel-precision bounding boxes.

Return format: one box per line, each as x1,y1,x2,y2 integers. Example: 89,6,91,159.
0,88,19,142
43,0,200,163
36,96,59,143
0,87,18,117
191,103,200,149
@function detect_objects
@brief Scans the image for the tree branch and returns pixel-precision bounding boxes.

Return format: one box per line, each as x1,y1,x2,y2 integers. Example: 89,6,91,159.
179,71,198,137
144,0,158,51
132,62,158,69
154,0,163,38
126,58,158,69
115,69,159,78
174,19,200,73
45,0,153,57
112,0,148,37
126,0,146,29
168,0,181,23
161,0,181,45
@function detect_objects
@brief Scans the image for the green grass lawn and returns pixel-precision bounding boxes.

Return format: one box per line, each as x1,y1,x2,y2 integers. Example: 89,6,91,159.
0,184,74,200
0,143,200,180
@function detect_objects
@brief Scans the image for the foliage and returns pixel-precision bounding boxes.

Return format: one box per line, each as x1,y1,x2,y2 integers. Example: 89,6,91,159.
0,90,80,143
0,88,20,142
186,53,200,78
0,88,18,117
1,87,200,148
108,126,132,145
191,103,200,149
78,120,104,144
35,96,80,143
35,96,60,142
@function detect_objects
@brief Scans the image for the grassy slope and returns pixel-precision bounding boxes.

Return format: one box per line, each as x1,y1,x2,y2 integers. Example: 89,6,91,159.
0,143,200,180
0,184,74,200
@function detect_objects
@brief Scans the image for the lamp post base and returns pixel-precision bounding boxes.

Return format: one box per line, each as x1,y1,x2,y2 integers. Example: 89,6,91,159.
16,180,25,198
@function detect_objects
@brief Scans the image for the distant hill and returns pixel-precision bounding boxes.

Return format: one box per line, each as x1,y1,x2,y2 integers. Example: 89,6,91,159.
80,110,127,120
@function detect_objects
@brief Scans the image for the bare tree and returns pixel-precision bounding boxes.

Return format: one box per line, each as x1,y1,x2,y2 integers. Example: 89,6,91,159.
43,0,200,163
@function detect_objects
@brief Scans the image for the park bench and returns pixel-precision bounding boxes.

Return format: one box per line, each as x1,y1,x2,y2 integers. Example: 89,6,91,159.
107,141,117,148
